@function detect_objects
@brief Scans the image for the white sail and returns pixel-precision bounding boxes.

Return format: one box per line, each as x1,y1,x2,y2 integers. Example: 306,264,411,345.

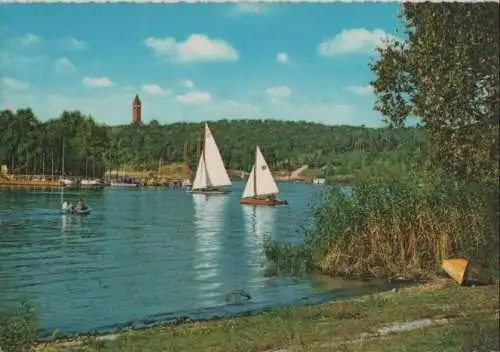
192,123,231,190
192,150,209,190
242,165,256,198
203,123,231,187
241,146,279,198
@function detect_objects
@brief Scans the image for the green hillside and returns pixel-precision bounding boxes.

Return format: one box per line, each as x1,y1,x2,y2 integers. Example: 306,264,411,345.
0,108,428,180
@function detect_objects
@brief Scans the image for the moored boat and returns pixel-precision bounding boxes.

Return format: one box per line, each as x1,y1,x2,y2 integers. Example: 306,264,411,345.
110,176,139,188
240,146,287,206
182,178,192,189
80,179,103,188
59,178,75,186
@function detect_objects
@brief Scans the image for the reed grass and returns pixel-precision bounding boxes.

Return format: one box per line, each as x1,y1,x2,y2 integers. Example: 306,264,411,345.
265,175,499,279
0,300,38,352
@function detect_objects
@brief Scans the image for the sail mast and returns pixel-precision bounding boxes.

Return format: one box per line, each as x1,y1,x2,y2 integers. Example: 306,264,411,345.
61,139,65,178
203,122,208,185
253,147,257,197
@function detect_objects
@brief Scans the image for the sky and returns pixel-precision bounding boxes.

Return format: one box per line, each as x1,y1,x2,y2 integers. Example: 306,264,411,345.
0,2,404,126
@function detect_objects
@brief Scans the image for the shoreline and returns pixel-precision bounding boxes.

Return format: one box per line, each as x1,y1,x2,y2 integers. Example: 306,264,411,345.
27,279,499,351
32,278,408,340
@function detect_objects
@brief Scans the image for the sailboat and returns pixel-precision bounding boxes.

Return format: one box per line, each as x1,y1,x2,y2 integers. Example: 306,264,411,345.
240,146,288,206
58,141,74,187
188,122,232,194
80,158,103,188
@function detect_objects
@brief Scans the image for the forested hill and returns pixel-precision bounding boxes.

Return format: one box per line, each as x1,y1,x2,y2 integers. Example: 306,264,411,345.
0,108,428,177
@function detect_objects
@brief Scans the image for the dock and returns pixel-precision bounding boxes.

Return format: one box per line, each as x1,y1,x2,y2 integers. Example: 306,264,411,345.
0,174,62,188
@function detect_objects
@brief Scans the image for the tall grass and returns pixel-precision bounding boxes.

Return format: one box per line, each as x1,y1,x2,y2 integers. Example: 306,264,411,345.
265,176,498,279
0,300,38,352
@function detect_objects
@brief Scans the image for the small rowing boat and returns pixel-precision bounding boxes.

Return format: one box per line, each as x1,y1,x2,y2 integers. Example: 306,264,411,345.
61,201,92,215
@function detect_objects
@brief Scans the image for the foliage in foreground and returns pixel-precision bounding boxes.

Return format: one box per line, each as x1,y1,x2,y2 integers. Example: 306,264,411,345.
370,2,499,183
0,300,38,352
265,177,499,279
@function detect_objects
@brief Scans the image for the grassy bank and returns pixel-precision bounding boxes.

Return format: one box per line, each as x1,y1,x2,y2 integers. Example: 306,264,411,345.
265,176,499,280
23,280,499,351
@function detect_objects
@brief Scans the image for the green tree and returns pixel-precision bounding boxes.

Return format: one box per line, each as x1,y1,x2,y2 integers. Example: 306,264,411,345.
1,109,428,180
370,3,499,182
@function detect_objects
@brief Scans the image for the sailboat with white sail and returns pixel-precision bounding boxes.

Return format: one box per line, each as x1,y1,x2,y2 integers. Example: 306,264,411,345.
188,122,232,194
240,146,288,206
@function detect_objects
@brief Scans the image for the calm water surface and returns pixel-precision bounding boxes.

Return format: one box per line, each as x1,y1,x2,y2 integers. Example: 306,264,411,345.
0,182,386,336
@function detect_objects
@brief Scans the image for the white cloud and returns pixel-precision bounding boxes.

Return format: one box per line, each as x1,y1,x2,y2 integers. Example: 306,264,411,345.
233,3,261,14
82,76,115,88
0,52,46,69
145,34,239,63
54,57,75,72
317,28,398,57
229,3,275,17
2,86,384,127
60,36,87,51
265,86,292,103
20,33,41,46
276,52,290,64
176,91,212,104
213,100,262,117
141,84,170,96
345,84,374,95
2,77,29,91
180,79,194,89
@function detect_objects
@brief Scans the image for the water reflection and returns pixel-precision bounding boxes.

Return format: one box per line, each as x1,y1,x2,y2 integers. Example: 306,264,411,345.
192,194,230,307
0,183,394,336
242,205,278,297
242,205,277,270
59,213,86,234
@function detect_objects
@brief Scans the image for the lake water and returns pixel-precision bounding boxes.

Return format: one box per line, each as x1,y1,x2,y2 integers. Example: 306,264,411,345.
0,181,390,336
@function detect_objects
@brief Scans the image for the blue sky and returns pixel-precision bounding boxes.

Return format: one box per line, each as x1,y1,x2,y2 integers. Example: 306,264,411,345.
0,3,403,126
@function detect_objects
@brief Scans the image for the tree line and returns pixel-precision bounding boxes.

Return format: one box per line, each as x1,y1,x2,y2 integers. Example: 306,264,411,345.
0,108,428,178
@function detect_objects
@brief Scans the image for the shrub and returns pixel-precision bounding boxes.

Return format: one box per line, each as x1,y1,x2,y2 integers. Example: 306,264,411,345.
265,176,498,279
0,300,38,352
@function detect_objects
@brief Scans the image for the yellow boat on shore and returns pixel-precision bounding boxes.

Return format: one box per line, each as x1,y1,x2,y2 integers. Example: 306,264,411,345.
441,258,492,286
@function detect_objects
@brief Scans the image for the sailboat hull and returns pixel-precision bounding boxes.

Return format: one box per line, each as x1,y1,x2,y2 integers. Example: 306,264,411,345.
240,197,288,206
187,189,231,195
61,208,92,215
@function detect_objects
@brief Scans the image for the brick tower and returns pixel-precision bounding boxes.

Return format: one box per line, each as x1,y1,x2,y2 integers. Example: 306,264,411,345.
132,94,142,125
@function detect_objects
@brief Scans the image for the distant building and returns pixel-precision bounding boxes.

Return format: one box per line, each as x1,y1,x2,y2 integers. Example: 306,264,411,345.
132,94,142,125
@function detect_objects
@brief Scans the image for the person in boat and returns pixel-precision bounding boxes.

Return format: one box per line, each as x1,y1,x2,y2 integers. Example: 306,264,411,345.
74,199,87,211
63,201,73,212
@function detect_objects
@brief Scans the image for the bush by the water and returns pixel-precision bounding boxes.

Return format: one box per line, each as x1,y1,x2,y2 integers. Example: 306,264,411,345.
265,177,498,279
0,300,38,352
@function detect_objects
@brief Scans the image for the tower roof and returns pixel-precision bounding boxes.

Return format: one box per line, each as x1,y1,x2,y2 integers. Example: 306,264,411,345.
133,94,141,105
